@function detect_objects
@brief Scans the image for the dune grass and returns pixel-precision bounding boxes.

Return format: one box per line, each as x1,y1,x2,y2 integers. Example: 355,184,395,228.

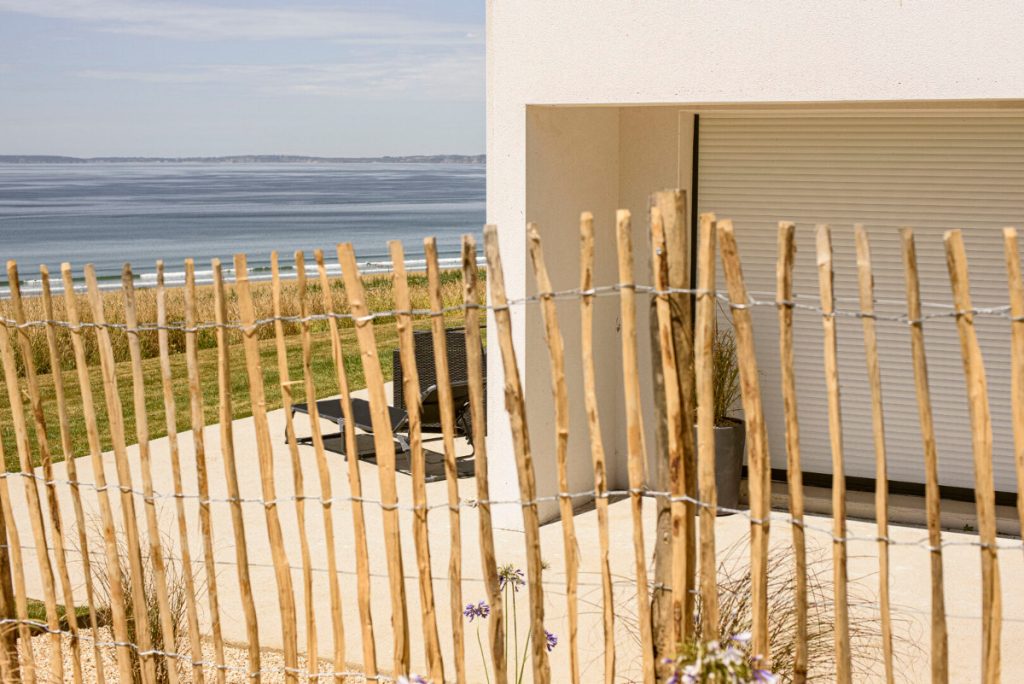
0,268,482,471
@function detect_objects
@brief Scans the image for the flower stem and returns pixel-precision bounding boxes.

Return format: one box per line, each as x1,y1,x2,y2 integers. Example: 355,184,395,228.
512,588,519,682
477,627,491,684
516,627,533,684
503,584,509,680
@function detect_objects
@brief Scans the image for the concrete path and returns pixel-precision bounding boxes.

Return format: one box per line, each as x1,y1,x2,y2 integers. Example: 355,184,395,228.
6,390,1024,682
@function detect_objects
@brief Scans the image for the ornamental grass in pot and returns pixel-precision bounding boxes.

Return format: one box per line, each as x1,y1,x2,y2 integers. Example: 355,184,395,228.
694,324,744,512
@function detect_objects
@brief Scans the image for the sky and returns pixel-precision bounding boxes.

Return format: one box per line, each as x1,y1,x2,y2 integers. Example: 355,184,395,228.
0,0,484,157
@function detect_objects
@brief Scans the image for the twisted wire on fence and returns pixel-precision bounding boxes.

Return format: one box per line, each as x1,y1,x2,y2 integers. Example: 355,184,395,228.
5,282,1024,334
2,471,1022,555
0,616,391,682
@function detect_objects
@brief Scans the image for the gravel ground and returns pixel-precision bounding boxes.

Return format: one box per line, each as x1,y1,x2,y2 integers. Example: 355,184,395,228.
14,629,371,683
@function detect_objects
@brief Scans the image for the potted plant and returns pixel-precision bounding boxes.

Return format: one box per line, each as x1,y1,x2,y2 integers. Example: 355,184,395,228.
694,324,744,512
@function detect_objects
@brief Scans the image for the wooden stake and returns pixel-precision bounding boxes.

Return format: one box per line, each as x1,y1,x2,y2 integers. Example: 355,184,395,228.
2,263,71,682
312,249,356,681
647,189,696,663
155,261,206,684
776,223,807,683
900,230,948,683
613,211,656,683
336,244,411,677
84,263,159,684
695,213,719,641
527,223,582,684
943,230,1001,684
1002,228,1024,558
461,234,508,684
650,209,688,649
211,259,262,679
663,188,696,651
577,215,617,681
318,252,378,679
183,259,227,683
389,241,445,684
813,227,851,683
424,237,467,683
271,252,322,680
852,227,894,683
232,253,300,683
483,224,549,684
0,400,38,684
121,263,182,684
0,436,21,683
61,263,136,684
717,221,772,666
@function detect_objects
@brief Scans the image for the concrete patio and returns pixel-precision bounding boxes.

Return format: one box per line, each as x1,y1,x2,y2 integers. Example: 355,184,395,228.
6,385,1024,682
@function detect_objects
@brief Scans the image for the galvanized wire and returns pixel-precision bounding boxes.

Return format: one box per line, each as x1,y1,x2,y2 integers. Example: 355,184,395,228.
4,471,1021,555
3,282,1022,334
0,617,392,681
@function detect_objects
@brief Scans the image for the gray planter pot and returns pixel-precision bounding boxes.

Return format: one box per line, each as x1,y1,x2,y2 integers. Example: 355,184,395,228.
692,418,745,514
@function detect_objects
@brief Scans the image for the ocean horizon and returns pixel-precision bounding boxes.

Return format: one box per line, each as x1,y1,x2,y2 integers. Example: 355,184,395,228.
0,160,485,296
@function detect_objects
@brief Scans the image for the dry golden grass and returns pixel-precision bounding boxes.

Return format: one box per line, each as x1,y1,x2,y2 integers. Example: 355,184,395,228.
1,267,471,373
0,268,482,469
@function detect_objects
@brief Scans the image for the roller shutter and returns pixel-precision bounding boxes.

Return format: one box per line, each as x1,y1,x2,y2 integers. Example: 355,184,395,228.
698,111,1024,492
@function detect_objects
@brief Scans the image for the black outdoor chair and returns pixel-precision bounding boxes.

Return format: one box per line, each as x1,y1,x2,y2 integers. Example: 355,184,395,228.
392,327,486,436
290,327,485,457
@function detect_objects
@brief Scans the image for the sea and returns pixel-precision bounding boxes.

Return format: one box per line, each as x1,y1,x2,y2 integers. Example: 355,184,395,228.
0,161,485,295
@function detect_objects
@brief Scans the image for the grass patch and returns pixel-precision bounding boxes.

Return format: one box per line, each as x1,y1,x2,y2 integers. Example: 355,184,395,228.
24,597,106,633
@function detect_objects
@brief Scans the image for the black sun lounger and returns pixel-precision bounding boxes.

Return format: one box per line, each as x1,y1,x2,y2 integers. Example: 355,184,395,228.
290,397,409,456
290,381,475,457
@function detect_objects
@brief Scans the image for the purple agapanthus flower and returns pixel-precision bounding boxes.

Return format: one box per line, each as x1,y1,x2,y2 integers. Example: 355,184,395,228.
666,663,699,684
498,564,526,592
544,630,558,652
397,676,429,684
463,600,490,622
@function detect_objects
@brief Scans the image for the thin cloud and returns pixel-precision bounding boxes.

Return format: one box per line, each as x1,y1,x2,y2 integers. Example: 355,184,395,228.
78,54,484,100
0,0,481,43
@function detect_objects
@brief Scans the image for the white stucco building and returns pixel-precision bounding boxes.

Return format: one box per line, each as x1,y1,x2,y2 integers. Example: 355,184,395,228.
485,1,1024,529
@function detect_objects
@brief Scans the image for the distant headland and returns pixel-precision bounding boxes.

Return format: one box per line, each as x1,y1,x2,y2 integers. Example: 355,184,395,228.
0,154,485,164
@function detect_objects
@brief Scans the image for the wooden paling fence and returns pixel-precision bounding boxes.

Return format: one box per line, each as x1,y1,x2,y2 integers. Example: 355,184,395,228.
0,189,1022,683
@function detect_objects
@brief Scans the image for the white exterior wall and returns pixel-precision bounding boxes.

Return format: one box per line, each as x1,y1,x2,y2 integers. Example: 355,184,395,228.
485,0,1024,529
